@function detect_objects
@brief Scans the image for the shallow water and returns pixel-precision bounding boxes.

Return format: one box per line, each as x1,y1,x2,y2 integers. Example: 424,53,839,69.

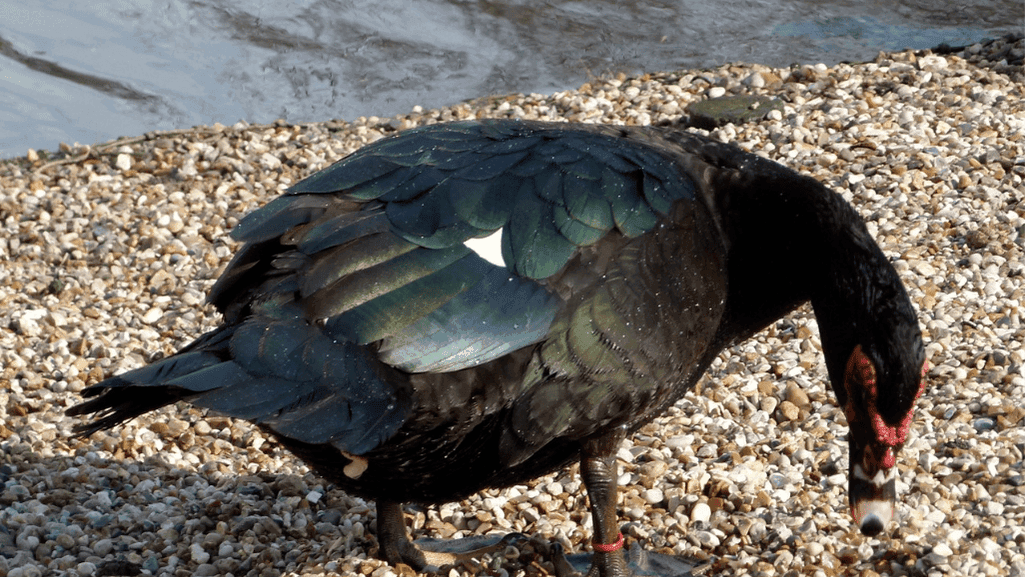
0,0,1019,158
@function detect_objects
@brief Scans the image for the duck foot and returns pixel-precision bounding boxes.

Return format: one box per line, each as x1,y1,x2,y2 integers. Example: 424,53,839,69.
377,501,527,571
412,533,529,570
480,533,702,577
408,532,701,576
555,542,702,577
377,500,700,576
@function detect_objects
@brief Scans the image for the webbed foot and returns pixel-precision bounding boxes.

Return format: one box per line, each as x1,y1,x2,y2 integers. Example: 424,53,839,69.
560,542,701,577
376,501,530,571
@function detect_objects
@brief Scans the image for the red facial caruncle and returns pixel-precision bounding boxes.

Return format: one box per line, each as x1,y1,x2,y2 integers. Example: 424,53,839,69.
843,345,927,467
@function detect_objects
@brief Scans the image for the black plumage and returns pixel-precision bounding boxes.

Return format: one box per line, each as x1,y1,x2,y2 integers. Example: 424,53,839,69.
69,119,926,576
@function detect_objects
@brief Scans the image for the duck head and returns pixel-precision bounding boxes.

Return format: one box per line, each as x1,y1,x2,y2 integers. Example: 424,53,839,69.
839,343,927,536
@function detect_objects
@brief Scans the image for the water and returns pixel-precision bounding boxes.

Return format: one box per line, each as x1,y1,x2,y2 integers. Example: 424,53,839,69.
0,0,1020,159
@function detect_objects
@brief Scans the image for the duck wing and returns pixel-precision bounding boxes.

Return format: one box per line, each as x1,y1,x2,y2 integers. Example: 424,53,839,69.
73,119,701,459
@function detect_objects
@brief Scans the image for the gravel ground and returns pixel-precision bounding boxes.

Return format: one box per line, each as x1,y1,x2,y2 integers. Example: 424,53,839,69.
1,35,1023,577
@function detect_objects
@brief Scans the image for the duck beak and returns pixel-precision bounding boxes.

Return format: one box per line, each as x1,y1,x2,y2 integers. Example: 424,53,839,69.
848,440,896,536
840,345,911,536
840,345,926,537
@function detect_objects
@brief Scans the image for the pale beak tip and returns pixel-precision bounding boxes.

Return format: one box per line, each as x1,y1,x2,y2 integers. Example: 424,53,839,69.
853,499,893,536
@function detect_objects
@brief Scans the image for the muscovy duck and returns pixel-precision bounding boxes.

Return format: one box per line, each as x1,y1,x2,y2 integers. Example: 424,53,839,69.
70,119,926,576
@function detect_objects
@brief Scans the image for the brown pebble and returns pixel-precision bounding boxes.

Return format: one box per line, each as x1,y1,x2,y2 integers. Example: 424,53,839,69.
777,400,801,421
783,381,810,408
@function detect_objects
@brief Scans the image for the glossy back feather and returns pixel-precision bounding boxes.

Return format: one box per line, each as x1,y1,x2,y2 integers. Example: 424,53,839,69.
208,120,699,374
73,120,709,462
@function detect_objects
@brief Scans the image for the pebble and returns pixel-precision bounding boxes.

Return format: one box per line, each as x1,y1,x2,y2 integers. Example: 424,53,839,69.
694,531,720,547
643,487,664,505
782,381,809,408
93,538,113,556
190,542,210,564
0,36,1022,577
691,502,712,524
776,400,800,421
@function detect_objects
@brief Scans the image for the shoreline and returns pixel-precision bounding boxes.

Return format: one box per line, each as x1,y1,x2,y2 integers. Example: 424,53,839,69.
1,37,1023,577
2,32,1021,168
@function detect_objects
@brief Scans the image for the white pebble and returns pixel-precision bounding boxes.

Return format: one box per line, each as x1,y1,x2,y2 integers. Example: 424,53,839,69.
142,307,164,324
743,72,765,87
190,543,210,564
643,488,664,505
260,152,282,170
691,502,711,524
694,530,720,547
985,501,1005,515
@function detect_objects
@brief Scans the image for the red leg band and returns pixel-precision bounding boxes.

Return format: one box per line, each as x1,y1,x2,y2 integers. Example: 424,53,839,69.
592,532,624,553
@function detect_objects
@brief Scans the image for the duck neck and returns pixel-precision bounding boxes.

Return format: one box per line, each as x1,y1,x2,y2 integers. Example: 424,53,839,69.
710,169,856,347
693,150,922,423
716,168,920,401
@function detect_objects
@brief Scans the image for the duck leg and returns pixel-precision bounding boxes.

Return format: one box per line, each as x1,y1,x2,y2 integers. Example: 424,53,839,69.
376,500,431,570
580,428,630,577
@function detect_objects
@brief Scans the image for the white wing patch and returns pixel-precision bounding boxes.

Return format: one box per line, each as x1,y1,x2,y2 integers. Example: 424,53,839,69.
463,229,506,268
